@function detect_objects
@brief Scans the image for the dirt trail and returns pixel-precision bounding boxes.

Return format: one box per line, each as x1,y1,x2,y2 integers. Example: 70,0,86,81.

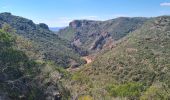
67,56,93,72
82,56,92,64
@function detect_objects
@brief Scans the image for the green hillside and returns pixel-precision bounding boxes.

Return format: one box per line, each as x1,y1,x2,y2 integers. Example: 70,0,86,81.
0,12,84,68
64,16,170,99
0,26,71,100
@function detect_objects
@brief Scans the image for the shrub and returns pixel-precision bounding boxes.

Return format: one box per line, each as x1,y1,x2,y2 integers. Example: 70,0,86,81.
72,72,90,84
140,85,170,100
78,95,93,100
106,82,145,98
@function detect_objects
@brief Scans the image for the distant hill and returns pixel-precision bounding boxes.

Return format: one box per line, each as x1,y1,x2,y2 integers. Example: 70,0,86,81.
49,27,65,32
58,17,148,55
64,16,170,99
0,12,84,68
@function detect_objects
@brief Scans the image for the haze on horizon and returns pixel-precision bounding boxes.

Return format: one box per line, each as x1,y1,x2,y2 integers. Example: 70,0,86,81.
0,0,170,27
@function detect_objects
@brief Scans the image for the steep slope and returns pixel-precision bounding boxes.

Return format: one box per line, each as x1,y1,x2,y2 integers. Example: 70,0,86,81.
58,17,148,55
63,16,170,99
0,12,84,68
0,28,71,100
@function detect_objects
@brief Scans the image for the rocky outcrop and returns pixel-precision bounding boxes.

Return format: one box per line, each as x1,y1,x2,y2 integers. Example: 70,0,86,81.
38,23,49,30
90,35,104,50
69,20,97,28
71,43,88,56
69,20,82,28
58,17,148,54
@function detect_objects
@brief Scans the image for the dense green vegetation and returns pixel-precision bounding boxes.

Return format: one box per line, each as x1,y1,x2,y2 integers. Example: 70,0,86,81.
0,28,41,99
106,82,145,98
0,25,71,100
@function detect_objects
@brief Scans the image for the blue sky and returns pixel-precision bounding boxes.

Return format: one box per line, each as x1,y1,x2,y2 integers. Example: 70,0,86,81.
0,0,170,27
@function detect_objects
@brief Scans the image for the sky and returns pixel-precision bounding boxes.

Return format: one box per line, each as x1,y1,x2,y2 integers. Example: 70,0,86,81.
0,0,170,27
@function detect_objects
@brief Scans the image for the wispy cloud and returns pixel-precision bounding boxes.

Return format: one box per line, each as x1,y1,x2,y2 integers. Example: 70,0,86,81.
160,2,170,6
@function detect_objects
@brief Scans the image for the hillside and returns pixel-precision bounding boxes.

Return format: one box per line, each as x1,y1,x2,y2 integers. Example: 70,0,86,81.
63,16,170,99
0,12,84,68
0,27,72,100
58,17,148,55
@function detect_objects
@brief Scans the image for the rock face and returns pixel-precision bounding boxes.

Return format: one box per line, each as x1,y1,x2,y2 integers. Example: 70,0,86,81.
69,20,82,28
69,20,96,28
58,17,148,54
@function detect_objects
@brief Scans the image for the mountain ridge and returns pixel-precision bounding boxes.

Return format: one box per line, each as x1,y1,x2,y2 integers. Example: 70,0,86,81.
58,17,148,56
0,12,84,68
62,16,170,99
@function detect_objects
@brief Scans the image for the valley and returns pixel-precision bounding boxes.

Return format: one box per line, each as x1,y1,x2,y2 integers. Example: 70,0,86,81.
0,12,170,100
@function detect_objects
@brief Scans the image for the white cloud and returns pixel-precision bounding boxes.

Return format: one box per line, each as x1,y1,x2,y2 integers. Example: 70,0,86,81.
160,2,170,6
